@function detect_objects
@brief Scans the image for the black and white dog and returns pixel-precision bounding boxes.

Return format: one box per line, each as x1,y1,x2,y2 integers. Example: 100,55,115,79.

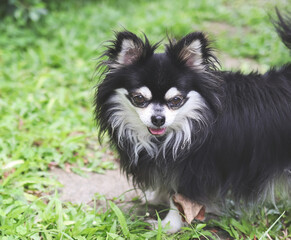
94,10,291,232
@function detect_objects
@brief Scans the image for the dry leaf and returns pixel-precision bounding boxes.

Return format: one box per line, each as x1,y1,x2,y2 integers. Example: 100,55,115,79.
172,193,205,224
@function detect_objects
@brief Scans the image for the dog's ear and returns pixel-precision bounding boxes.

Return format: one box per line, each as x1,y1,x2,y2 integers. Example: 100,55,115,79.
103,31,156,69
167,32,218,70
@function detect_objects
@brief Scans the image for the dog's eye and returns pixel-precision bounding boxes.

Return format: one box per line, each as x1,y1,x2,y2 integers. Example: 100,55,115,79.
131,94,147,107
168,96,184,109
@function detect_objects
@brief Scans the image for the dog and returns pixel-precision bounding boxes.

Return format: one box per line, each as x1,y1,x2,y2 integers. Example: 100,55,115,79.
94,10,291,233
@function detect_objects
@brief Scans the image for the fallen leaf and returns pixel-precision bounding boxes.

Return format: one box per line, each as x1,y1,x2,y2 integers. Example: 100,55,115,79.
48,161,59,169
18,118,24,130
65,162,72,173
172,193,205,224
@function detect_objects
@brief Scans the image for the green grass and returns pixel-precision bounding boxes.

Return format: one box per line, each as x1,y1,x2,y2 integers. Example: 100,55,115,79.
0,0,290,239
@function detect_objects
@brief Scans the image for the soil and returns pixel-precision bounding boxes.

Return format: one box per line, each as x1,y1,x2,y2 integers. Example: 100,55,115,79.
50,167,139,206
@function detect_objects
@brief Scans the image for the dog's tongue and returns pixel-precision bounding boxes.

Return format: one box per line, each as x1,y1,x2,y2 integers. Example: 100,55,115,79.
148,127,166,135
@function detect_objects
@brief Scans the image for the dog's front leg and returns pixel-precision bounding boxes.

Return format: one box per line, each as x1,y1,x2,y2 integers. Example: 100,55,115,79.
161,198,184,233
147,198,184,233
142,189,169,205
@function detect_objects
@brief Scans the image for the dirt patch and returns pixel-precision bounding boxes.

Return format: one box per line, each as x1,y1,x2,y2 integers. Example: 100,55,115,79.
219,52,262,71
51,168,139,206
204,21,246,36
204,21,264,72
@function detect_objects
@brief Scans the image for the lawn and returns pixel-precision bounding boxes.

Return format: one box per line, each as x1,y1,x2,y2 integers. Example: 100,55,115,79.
0,0,290,239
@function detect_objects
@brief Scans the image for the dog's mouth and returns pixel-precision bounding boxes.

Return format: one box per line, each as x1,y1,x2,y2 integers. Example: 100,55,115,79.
148,127,167,136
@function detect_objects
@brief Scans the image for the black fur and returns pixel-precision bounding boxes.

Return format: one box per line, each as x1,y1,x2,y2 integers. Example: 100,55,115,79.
94,11,291,207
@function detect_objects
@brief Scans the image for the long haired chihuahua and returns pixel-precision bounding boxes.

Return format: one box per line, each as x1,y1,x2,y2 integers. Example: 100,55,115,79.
94,10,291,232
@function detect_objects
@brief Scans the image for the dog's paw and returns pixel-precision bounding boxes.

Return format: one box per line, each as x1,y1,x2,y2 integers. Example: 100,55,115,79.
146,219,159,230
146,218,183,234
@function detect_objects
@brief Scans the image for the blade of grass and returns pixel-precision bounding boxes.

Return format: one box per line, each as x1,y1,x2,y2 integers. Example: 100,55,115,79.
259,211,285,240
54,192,64,239
156,212,162,240
109,201,130,239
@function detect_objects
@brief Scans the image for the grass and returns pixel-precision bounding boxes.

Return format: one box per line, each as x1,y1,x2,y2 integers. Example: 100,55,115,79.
0,0,290,239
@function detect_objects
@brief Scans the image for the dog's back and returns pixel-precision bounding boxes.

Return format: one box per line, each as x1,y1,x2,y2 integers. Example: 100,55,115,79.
179,11,291,204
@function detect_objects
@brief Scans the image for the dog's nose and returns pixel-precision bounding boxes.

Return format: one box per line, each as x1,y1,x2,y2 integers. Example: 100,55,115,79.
151,115,165,127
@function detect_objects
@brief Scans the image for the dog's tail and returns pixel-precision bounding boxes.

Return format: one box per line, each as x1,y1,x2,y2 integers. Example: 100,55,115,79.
273,8,291,51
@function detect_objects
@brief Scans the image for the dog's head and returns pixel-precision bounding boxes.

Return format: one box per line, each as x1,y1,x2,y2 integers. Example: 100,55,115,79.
95,31,222,160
